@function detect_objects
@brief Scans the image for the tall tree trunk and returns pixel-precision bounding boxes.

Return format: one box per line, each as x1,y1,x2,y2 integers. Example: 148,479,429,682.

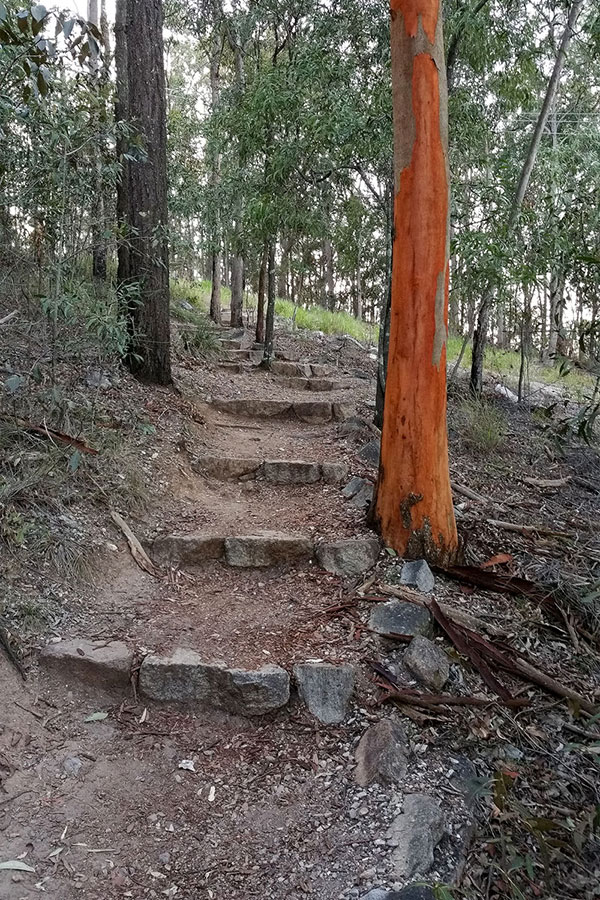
230,254,244,327
116,0,171,384
261,243,276,366
278,236,291,299
208,12,223,325
88,0,107,281
547,267,565,362
372,0,458,563
256,242,267,344
323,238,335,311
354,261,363,319
469,0,584,396
115,0,129,292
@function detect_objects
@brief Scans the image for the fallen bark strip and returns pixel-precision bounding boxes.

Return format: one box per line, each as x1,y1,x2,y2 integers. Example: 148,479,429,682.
430,599,597,715
110,511,161,578
370,661,527,710
522,476,570,489
429,599,518,703
434,564,549,602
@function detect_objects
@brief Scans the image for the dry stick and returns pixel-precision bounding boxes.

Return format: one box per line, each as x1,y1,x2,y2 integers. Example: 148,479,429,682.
0,309,17,325
487,518,571,538
505,657,597,715
110,511,161,578
451,481,490,504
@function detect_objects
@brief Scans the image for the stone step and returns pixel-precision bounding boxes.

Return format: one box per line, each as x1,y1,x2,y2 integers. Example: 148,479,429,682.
277,376,343,392
222,348,263,363
212,398,351,423
151,531,380,576
192,455,348,484
219,339,243,350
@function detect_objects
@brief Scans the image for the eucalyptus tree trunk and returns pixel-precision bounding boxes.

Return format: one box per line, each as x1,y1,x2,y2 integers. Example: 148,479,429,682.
469,0,584,396
88,0,107,281
323,238,335,311
116,0,171,384
255,242,267,344
227,17,245,328
115,0,129,291
372,0,458,563
261,243,276,367
208,14,223,325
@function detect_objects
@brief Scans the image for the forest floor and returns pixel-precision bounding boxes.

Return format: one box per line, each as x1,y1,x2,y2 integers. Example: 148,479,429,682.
1,300,600,900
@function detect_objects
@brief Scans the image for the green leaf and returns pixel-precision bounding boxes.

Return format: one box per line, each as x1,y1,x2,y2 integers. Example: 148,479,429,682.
84,711,108,723
0,3,8,23
31,4,47,21
68,450,81,474
0,861,36,872
36,69,47,96
4,374,25,394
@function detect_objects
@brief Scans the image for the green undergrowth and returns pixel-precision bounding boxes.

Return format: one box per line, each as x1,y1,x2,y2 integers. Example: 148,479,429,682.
447,335,596,400
171,278,376,344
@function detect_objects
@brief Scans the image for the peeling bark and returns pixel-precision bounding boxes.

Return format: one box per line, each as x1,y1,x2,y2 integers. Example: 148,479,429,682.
373,0,458,564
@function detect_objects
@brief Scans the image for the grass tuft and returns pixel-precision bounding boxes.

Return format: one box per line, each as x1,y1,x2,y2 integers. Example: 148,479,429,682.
457,397,506,452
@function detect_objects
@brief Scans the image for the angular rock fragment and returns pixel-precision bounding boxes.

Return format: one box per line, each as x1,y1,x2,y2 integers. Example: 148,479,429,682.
369,600,434,639
293,662,355,724
388,793,445,878
354,718,408,786
224,531,312,567
316,537,380,576
404,635,449,690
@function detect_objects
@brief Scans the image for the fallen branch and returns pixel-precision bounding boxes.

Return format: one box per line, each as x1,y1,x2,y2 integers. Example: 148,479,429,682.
8,418,99,455
110,511,161,578
0,310,17,325
487,518,570,539
522,476,570,489
429,599,519,704
451,481,490,503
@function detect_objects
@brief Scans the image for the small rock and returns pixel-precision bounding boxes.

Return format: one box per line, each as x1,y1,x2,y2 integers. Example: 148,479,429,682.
342,476,365,499
351,482,374,510
404,636,449,690
293,662,355,724
40,639,132,689
362,889,435,900
354,719,408,787
321,462,349,484
158,852,171,865
63,756,83,776
317,537,380,576
358,439,380,466
338,416,370,439
494,383,519,403
86,369,111,389
369,600,433,639
399,560,435,593
387,793,444,878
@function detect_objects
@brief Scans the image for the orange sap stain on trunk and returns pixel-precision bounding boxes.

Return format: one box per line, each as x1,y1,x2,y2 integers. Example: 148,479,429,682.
390,0,439,43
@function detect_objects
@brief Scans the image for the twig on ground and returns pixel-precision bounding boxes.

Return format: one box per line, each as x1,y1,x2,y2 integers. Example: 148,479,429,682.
110,511,161,578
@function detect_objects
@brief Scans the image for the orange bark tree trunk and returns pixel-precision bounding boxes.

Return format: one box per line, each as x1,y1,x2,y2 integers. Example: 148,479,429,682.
372,0,458,564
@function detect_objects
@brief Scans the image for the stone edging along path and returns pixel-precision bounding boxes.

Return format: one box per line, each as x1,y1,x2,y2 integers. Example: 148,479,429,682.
39,639,359,724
